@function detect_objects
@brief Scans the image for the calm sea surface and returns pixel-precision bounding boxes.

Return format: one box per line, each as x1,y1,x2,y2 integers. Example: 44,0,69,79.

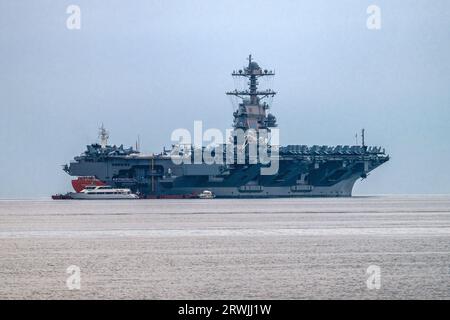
1,195,449,299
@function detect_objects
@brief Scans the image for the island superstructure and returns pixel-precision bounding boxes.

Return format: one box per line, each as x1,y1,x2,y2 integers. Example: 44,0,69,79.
63,56,389,198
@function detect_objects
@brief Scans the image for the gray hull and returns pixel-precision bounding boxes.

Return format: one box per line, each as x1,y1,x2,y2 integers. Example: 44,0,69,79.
162,174,360,198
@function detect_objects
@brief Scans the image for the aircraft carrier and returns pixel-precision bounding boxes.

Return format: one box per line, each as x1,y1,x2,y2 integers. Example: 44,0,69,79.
63,56,389,198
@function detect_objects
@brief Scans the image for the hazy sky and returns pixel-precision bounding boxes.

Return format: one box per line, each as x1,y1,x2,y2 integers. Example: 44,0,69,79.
1,0,449,198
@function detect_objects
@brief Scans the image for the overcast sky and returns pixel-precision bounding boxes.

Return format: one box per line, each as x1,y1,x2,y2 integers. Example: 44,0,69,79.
0,0,449,198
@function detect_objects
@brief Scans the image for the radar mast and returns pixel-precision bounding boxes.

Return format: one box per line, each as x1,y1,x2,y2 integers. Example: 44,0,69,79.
227,55,277,131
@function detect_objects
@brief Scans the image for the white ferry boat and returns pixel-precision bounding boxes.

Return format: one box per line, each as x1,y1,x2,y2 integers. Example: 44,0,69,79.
198,190,215,199
68,186,139,200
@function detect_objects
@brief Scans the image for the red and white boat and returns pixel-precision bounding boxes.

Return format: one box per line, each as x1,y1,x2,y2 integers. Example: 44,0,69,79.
68,185,139,200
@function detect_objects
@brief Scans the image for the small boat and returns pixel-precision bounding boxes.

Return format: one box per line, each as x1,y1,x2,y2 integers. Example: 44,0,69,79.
198,190,215,199
68,186,139,200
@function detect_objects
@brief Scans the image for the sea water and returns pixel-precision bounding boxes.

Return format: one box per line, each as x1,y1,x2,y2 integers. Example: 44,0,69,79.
0,195,449,299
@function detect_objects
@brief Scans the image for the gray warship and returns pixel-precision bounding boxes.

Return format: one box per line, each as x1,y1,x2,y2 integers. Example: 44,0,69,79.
63,56,389,198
